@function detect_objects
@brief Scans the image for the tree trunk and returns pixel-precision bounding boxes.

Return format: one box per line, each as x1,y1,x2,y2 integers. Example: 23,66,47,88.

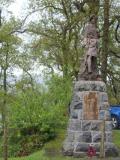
0,11,8,160
3,67,8,160
0,9,2,26
101,0,110,83
3,46,9,160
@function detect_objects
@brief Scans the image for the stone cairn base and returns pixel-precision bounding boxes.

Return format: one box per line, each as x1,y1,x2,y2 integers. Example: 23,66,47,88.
63,81,119,158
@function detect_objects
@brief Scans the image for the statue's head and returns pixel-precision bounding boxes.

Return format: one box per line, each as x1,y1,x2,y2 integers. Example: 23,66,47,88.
89,14,97,24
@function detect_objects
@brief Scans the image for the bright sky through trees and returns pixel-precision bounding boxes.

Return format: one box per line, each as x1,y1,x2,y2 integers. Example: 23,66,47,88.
7,0,45,83
8,0,28,18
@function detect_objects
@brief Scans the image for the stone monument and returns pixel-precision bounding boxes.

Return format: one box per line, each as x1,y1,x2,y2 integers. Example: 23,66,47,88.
63,15,119,158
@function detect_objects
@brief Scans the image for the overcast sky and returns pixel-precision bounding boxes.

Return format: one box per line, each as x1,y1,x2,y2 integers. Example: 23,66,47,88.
8,0,28,18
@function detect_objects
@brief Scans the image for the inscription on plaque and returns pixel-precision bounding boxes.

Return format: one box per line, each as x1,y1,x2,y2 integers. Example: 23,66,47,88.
84,92,98,120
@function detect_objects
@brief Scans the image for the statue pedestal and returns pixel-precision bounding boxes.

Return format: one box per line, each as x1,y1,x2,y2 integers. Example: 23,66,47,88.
63,81,119,157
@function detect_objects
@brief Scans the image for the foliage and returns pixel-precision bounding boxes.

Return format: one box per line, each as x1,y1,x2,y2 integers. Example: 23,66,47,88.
28,0,88,78
102,1,120,104
3,74,72,156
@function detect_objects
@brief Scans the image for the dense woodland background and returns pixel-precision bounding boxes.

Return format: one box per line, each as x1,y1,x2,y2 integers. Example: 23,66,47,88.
0,0,120,159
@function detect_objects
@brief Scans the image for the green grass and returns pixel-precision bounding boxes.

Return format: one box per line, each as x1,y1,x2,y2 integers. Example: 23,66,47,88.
113,130,120,149
0,150,88,160
0,130,120,160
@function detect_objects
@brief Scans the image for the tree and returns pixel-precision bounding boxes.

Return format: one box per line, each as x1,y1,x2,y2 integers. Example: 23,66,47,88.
102,0,120,103
27,0,120,100
0,16,22,160
27,0,101,79
28,0,81,78
101,0,110,83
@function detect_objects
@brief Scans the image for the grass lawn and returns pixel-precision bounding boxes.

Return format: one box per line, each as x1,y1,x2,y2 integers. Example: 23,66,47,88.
2,151,88,160
113,129,120,148
0,130,120,160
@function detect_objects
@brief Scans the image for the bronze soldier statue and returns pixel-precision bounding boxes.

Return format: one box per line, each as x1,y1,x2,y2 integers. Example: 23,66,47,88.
79,15,100,80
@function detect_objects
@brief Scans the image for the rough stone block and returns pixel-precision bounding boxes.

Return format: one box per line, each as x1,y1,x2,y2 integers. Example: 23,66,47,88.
94,143,100,152
82,132,92,143
105,121,112,131
102,93,108,102
91,121,101,131
99,103,105,110
105,143,119,157
68,121,81,131
76,92,84,101
66,132,74,142
71,110,78,119
63,141,74,156
75,143,89,152
92,132,101,143
73,102,83,109
82,121,91,131
105,111,111,121
98,85,106,92
71,94,80,104
78,110,83,120
99,110,105,120
105,132,112,143
74,132,83,142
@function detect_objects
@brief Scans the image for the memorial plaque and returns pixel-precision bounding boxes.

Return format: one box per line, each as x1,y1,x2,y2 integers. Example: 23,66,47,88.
84,92,98,120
